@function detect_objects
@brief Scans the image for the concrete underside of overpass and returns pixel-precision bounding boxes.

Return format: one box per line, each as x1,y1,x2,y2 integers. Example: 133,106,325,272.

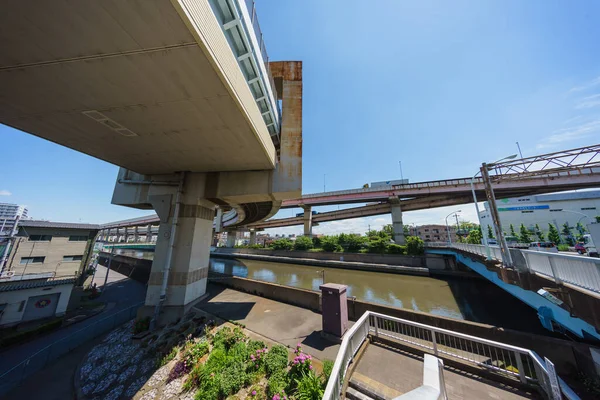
0,0,276,174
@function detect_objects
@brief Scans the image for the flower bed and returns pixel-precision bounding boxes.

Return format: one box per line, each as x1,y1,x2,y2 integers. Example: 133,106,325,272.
169,325,333,400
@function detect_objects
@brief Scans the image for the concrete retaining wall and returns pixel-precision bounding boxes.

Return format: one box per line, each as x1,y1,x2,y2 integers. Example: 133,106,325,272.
209,274,596,376
213,248,426,267
211,248,466,277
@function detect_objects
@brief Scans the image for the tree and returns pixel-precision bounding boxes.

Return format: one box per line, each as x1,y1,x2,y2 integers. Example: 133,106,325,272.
321,236,338,252
562,222,575,246
509,224,517,237
271,238,294,251
575,222,587,241
406,236,424,255
547,223,560,245
487,225,495,239
403,225,410,236
293,236,313,251
466,226,483,244
382,224,394,237
518,223,531,243
535,224,545,241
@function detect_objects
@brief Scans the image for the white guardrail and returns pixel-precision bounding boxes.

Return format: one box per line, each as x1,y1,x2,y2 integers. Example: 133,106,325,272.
323,311,579,400
427,242,600,295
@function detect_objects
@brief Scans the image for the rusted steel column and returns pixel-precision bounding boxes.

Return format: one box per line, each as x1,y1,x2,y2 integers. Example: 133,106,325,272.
270,61,302,197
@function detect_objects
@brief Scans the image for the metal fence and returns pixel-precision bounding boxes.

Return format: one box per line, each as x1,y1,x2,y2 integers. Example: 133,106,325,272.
323,311,577,400
426,242,600,294
0,302,143,396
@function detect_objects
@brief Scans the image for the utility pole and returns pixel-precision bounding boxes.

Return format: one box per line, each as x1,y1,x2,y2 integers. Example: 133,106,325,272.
323,174,326,192
481,163,513,267
454,213,460,236
398,161,404,181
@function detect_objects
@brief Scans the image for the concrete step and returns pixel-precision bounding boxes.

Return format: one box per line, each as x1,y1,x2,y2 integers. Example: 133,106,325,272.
346,386,376,400
347,372,402,400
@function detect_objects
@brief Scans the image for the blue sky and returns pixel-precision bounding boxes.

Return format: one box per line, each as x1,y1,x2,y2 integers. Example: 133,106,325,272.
2,0,600,234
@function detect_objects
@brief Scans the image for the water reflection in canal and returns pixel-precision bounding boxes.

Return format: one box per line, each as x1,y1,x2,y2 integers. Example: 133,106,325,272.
209,257,548,334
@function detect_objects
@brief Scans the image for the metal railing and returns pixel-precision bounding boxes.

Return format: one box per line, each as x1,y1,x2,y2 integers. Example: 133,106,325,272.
0,302,143,396
323,311,577,400
426,242,600,294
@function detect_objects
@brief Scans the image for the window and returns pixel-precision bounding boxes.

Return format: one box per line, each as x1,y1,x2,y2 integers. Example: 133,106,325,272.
521,211,533,213
549,209,563,212
63,255,83,262
20,256,45,264
424,229,429,232
69,235,88,242
433,229,439,233
425,235,430,238
581,207,596,210
28,235,52,241
518,199,531,202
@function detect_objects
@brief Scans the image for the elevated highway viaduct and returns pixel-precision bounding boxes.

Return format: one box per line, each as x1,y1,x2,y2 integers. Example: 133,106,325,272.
1,0,302,324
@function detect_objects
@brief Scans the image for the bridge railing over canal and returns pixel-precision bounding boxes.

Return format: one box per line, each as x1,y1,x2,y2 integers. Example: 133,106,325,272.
323,311,579,400
426,242,600,295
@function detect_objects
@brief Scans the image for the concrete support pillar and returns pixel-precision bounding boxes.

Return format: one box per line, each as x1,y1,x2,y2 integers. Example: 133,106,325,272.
143,197,214,325
134,226,139,243
215,207,223,233
249,231,257,246
146,225,152,242
226,232,237,247
390,198,406,245
303,206,313,237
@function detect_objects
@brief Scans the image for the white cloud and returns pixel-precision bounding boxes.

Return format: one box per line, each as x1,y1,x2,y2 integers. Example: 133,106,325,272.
536,119,600,150
569,76,600,93
575,93,600,109
0,190,11,196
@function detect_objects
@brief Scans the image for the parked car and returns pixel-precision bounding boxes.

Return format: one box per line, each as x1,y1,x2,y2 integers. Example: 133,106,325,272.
528,242,558,253
574,242,587,255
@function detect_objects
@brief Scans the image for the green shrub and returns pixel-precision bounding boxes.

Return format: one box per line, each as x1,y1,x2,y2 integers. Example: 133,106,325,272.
249,244,263,249
0,318,63,348
212,326,246,350
294,371,324,400
183,340,209,366
322,360,334,382
267,370,289,399
219,362,246,396
183,364,205,392
265,345,289,376
248,384,267,399
205,347,227,374
133,317,150,334
367,236,388,254
247,340,267,353
406,236,424,255
321,236,338,252
387,244,406,254
272,238,294,251
312,236,322,248
557,244,570,251
228,340,249,364
157,346,178,367
294,236,314,251
345,234,366,252
194,373,221,400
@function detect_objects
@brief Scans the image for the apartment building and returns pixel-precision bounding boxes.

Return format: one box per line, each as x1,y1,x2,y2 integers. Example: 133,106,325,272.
410,224,458,243
6,220,100,278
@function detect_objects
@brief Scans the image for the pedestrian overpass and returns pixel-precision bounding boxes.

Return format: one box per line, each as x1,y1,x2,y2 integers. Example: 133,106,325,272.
426,243,600,341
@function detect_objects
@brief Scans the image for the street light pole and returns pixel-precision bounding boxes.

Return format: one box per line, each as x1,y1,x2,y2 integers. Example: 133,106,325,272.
399,161,404,181
470,171,491,259
445,210,461,245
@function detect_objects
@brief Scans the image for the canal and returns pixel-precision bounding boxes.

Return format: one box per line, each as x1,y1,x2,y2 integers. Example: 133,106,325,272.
209,256,549,334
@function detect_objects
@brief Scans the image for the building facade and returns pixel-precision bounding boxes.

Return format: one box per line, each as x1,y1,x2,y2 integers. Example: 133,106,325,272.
0,203,28,238
410,224,458,243
0,274,75,327
479,190,600,239
6,220,99,278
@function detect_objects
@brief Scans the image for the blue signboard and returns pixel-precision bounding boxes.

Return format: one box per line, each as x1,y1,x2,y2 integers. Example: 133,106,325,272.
498,205,550,212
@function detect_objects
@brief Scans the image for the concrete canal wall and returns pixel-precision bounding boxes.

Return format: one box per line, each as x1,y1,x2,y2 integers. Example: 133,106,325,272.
210,248,476,278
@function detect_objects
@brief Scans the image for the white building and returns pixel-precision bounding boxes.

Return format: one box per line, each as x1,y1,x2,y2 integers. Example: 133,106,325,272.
0,203,28,238
479,190,600,239
0,272,74,327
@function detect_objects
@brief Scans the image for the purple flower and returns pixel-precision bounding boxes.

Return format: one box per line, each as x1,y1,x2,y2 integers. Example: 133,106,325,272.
309,365,313,370
252,390,257,396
